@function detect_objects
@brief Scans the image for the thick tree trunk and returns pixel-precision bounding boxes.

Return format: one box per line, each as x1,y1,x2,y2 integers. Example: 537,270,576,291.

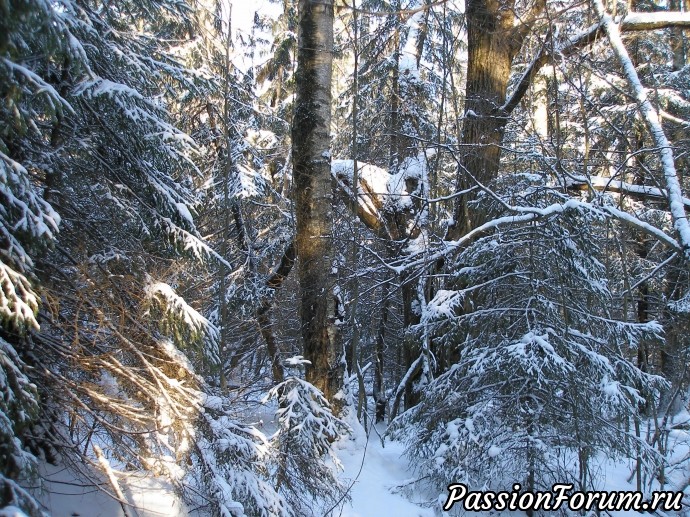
449,0,542,238
659,259,686,413
292,0,343,406
449,0,517,237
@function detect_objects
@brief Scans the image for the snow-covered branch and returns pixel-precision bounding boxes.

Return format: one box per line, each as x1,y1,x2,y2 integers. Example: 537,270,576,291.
394,197,682,273
620,11,690,31
145,280,220,365
567,175,690,210
503,11,690,115
593,0,690,261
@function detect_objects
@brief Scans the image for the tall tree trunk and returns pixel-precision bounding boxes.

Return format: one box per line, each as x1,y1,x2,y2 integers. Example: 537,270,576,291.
349,2,367,423
448,0,544,238
374,283,389,423
293,0,342,406
389,0,402,170
449,0,518,237
671,0,689,71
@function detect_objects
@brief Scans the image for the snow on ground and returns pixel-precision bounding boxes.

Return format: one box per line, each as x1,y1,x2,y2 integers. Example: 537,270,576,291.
36,462,189,517
600,410,690,517
334,409,690,517
33,420,436,517
334,420,436,517
32,409,690,516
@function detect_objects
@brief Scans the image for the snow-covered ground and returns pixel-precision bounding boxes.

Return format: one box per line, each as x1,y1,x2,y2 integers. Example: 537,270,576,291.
334,422,435,517
36,462,188,517
33,410,690,516
33,427,433,517
333,411,690,517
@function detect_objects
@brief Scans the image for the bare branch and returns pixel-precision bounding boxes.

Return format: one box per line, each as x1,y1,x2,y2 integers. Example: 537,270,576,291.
265,241,296,290
513,0,548,50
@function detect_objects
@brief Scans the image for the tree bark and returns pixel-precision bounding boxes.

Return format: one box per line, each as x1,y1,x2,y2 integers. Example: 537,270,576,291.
447,4,690,239
670,0,689,71
449,0,542,238
293,0,343,406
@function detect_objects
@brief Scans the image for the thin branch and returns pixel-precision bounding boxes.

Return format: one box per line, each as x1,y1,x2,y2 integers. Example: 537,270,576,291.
503,11,690,115
340,0,447,19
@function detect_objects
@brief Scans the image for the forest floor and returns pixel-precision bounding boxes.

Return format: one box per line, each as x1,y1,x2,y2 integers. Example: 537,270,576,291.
34,410,690,516
334,420,436,517
333,409,690,517
34,423,433,517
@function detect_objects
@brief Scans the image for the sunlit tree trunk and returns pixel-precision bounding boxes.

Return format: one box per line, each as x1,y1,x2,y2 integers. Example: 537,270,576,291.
292,0,343,406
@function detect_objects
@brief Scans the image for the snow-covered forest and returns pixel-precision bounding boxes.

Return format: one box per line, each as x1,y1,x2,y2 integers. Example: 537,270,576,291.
3,0,690,515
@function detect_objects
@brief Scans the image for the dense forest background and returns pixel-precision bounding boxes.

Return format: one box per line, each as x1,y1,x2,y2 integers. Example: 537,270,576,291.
2,0,690,515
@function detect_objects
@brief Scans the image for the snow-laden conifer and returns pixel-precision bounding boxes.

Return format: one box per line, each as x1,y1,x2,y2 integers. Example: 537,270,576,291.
265,357,351,515
0,0,308,515
391,175,667,501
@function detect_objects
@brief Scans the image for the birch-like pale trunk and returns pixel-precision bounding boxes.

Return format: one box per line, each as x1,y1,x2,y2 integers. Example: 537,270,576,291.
592,0,690,261
292,0,343,406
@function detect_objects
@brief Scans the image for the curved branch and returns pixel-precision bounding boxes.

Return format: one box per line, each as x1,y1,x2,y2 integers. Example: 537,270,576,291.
394,199,682,274
503,12,690,115
593,0,690,260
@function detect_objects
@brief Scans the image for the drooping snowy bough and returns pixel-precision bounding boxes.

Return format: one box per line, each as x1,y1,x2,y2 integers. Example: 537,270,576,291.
592,0,690,262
